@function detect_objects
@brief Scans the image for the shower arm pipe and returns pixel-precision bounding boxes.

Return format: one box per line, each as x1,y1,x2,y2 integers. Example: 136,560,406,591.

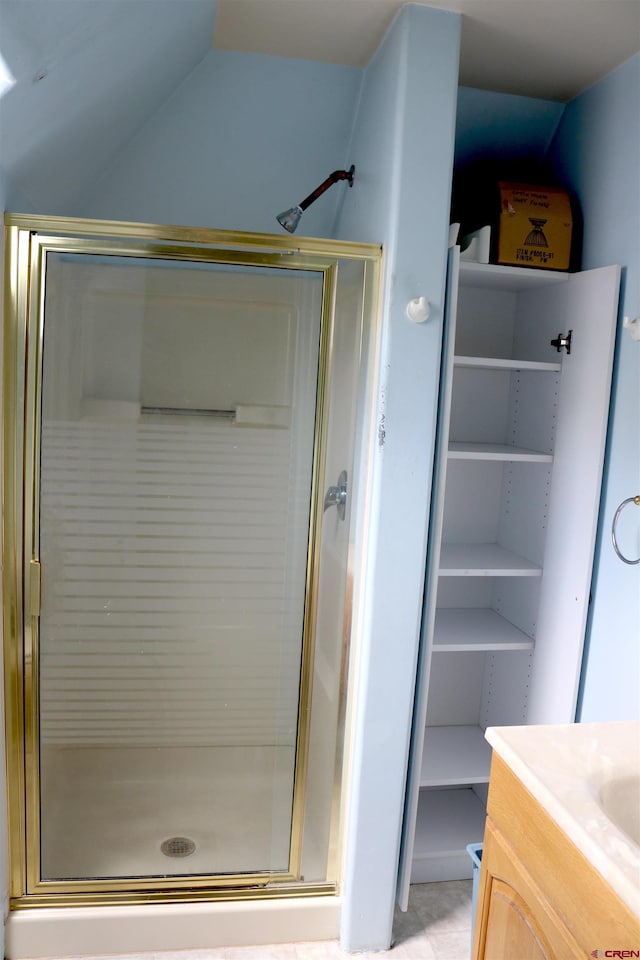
298,165,355,212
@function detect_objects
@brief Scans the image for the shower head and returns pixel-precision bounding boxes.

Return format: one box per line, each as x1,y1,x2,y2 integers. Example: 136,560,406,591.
277,205,303,234
277,165,355,234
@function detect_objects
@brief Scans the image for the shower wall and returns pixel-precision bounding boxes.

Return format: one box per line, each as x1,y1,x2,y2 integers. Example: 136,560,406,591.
39,258,322,749
334,5,461,949
78,50,362,237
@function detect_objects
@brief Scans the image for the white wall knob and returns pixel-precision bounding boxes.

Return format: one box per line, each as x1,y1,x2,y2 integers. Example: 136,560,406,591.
406,297,431,323
623,316,640,341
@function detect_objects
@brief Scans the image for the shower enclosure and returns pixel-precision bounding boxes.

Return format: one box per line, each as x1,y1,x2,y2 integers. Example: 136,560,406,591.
2,215,381,908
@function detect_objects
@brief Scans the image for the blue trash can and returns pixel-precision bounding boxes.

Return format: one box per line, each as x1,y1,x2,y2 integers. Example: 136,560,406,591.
466,842,483,946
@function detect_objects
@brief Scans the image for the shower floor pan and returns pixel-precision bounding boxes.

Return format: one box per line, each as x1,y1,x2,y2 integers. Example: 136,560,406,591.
39,743,296,882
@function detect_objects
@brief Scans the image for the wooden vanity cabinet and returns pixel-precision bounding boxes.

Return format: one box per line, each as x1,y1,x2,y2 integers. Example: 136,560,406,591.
472,754,640,959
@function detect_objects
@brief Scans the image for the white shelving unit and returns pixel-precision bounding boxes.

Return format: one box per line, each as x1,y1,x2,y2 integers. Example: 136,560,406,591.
411,789,487,884
433,608,534,652
448,441,553,463
398,250,621,895
454,355,561,372
420,726,493,786
438,543,542,577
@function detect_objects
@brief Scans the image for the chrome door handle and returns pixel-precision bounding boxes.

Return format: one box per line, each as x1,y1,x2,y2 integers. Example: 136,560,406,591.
324,470,348,520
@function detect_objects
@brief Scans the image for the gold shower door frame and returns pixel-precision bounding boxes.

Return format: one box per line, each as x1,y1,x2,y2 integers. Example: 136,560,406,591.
2,214,382,908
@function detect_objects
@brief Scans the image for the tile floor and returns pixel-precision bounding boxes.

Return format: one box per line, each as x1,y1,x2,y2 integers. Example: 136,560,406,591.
51,881,473,960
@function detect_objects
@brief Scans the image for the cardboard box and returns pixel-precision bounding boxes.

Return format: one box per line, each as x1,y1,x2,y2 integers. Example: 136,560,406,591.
496,182,573,270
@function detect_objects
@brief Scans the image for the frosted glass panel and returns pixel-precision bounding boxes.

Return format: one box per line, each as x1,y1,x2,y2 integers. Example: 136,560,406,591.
38,252,323,881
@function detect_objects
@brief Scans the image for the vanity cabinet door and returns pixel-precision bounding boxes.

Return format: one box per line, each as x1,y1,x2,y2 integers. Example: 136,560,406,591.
483,879,552,960
473,820,585,960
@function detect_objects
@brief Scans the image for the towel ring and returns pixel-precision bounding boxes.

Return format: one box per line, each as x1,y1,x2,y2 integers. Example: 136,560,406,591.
611,495,640,564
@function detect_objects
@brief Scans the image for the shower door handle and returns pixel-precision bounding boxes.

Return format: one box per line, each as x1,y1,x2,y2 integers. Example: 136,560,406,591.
323,470,348,520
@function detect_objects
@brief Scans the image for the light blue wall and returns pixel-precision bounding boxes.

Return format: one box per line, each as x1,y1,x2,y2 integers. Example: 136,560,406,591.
0,0,218,214
335,5,460,951
81,50,361,237
548,54,640,721
455,87,565,169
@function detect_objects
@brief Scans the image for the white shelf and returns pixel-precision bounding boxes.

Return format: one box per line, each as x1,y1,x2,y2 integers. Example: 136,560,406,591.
439,543,542,577
433,608,535,652
454,355,561,373
448,441,552,463
411,788,487,883
420,725,492,786
459,259,569,292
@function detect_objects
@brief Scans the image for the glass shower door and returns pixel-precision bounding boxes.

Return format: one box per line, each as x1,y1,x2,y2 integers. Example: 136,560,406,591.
36,250,324,883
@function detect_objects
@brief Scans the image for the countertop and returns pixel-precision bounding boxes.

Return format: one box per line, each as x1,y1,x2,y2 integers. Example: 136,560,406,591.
485,721,640,918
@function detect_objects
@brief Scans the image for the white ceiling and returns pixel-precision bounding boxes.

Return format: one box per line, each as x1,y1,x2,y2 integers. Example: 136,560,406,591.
214,0,640,102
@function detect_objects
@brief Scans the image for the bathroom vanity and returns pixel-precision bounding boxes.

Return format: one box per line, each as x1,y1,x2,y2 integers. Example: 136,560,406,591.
472,723,640,959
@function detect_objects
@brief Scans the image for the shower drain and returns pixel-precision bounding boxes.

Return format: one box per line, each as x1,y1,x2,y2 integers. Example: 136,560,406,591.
160,836,197,858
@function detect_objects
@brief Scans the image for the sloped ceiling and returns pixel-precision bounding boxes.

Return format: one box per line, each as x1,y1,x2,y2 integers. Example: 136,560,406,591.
0,0,218,212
